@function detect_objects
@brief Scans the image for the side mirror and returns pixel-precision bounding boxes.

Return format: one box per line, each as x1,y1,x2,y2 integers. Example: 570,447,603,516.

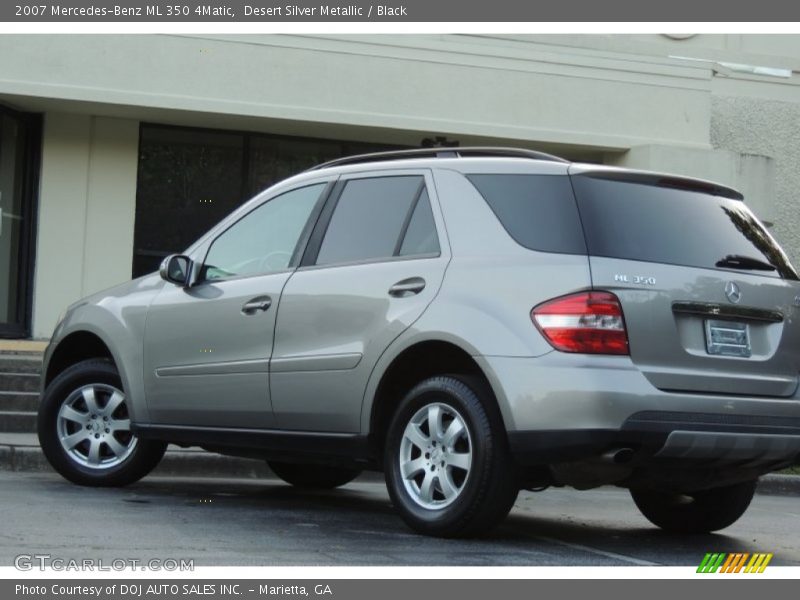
159,254,192,287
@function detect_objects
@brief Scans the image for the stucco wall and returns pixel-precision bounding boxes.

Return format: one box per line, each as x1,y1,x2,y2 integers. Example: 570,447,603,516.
32,114,139,338
711,95,800,266
0,34,713,152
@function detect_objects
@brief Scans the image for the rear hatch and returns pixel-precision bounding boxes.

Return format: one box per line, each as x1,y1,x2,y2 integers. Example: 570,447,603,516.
569,166,800,398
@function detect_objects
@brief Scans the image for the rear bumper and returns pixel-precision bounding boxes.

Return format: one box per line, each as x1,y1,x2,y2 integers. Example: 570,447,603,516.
477,353,800,467
508,411,800,466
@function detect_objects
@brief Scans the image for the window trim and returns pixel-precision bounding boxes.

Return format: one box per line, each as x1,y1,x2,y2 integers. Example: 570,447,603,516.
195,180,334,285
301,171,442,269
298,252,443,273
392,181,426,257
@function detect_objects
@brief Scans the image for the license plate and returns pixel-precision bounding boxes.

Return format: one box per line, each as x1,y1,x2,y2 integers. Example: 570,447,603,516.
705,319,751,358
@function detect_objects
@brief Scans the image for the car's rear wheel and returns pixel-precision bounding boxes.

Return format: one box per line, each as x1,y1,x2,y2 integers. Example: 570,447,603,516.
38,359,166,487
630,479,758,533
384,375,519,538
267,461,361,489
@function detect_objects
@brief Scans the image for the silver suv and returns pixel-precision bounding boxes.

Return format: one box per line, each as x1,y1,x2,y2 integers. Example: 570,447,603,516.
38,148,800,538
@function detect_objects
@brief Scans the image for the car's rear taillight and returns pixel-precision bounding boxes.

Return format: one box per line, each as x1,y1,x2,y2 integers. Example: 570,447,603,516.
531,291,629,355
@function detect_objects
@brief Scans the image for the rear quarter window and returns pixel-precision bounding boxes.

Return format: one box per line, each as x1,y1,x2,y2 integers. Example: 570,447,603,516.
466,174,587,255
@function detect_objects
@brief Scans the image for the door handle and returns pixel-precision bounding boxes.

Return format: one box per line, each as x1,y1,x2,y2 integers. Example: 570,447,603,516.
389,277,426,298
241,296,272,315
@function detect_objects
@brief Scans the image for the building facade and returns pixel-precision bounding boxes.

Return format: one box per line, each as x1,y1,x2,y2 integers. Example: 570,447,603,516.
0,33,798,339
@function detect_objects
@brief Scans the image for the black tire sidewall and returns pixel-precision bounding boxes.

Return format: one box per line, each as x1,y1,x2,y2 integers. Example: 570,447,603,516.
38,359,164,486
630,480,758,533
385,376,508,535
268,461,362,489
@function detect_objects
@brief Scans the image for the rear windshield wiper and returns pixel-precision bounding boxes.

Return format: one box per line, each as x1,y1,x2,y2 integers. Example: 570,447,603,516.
715,254,777,272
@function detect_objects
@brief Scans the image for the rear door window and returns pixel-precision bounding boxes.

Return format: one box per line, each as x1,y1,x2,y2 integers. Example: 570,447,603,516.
466,174,587,254
315,176,439,266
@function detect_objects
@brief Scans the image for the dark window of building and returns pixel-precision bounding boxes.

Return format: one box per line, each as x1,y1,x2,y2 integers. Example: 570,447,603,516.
466,174,587,255
134,127,244,277
133,124,399,277
0,106,41,338
316,176,425,266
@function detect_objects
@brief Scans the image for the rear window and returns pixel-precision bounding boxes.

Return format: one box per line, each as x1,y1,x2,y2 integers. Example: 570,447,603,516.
467,174,587,255
571,175,798,280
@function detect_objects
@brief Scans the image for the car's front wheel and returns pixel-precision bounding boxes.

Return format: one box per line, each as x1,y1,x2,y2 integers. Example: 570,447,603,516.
38,359,166,487
384,375,519,538
630,480,758,533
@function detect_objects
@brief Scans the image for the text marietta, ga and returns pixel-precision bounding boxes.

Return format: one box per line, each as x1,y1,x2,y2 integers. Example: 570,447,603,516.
246,4,408,16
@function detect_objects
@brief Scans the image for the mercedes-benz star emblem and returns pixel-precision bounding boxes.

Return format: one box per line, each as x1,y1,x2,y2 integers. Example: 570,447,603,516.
725,281,742,304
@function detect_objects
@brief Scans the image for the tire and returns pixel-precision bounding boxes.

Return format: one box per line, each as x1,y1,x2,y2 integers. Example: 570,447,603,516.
268,461,361,489
38,359,167,487
630,480,758,533
384,374,519,538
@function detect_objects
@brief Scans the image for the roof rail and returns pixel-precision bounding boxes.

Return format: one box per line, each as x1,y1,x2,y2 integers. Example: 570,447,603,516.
307,147,569,171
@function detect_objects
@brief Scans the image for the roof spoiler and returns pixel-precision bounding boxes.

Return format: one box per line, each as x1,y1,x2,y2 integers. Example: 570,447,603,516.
569,165,744,200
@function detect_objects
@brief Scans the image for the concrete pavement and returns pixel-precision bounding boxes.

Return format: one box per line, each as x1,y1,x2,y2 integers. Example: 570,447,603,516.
0,471,798,567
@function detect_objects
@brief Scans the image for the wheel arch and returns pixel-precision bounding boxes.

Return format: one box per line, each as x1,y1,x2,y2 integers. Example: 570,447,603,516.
45,330,115,387
43,321,147,423
364,335,511,463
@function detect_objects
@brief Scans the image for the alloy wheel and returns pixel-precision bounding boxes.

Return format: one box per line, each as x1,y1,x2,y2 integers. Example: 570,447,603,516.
398,402,473,509
56,383,137,469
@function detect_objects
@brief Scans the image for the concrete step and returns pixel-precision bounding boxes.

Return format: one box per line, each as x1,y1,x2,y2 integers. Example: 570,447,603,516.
0,372,40,392
0,353,44,427
0,411,36,433
0,391,40,412
0,355,43,375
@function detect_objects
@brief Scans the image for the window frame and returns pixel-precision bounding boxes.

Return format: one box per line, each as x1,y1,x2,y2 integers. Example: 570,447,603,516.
300,169,444,270
194,179,335,285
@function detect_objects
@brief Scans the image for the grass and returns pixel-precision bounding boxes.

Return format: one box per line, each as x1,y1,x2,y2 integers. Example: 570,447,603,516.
778,466,800,475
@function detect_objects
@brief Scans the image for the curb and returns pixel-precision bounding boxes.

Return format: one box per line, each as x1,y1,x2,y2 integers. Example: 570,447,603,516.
0,441,385,483
0,439,794,492
756,473,800,497
0,443,273,478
